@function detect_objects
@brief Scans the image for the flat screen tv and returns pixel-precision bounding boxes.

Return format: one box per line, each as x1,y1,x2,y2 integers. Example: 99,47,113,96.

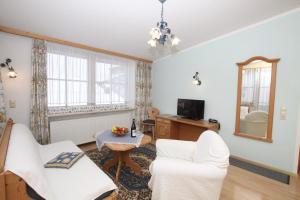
177,99,205,120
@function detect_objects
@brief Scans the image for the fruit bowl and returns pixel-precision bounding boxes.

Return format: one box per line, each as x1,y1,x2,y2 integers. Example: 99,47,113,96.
111,126,129,137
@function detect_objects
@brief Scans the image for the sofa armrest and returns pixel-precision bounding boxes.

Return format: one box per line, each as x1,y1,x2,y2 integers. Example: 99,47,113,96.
156,139,196,161
150,157,226,178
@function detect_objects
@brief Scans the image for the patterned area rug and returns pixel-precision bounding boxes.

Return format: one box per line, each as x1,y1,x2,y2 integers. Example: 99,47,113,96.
86,144,156,200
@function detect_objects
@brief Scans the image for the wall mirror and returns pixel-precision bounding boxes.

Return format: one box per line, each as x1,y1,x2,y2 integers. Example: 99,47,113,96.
234,56,280,142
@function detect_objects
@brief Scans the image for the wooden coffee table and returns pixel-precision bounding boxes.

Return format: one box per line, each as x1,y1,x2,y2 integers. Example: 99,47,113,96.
103,134,152,182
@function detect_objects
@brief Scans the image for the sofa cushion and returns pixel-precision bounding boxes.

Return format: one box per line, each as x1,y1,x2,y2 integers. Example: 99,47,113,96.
44,152,84,169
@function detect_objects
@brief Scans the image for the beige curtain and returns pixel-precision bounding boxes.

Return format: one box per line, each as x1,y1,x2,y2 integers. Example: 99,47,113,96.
0,71,6,135
30,39,50,144
135,62,152,129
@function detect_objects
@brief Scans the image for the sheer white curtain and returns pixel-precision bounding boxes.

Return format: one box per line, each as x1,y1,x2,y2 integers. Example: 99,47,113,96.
47,43,89,107
95,57,135,107
242,67,271,112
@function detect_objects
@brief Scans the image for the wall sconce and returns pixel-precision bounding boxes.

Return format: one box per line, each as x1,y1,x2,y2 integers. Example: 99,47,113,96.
0,58,17,78
192,72,201,85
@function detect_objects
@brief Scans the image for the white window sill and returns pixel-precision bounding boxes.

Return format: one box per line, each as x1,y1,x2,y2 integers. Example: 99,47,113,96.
48,107,135,121
48,104,135,119
49,107,135,117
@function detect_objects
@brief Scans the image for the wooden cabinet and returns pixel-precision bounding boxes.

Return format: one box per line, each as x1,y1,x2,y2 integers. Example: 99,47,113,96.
155,115,219,141
156,118,171,138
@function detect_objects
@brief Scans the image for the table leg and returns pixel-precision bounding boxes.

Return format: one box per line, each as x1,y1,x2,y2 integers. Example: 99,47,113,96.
152,125,155,140
123,151,141,175
103,150,142,183
115,152,122,182
103,153,118,172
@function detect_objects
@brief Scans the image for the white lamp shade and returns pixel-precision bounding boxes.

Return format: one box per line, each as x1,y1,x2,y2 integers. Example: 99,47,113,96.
8,71,17,78
148,39,157,47
171,37,180,46
192,80,199,85
150,28,161,40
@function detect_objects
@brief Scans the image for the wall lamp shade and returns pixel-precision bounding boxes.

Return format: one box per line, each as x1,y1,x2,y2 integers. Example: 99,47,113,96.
1,58,17,78
8,68,17,78
192,72,201,85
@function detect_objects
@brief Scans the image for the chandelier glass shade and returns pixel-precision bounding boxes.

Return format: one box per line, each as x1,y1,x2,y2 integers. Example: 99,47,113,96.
148,0,180,47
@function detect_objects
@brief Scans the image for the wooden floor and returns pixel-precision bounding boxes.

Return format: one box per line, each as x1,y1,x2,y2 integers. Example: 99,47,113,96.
79,142,300,200
220,165,300,200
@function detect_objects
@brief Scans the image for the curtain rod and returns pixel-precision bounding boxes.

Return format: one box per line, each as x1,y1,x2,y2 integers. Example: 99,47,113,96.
0,25,152,64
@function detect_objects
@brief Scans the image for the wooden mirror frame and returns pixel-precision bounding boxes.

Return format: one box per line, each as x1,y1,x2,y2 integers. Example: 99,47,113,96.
234,56,280,143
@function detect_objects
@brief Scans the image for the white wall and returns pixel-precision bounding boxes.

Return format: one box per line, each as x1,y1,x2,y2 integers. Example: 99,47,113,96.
0,32,32,126
50,111,133,145
294,103,300,172
152,10,300,173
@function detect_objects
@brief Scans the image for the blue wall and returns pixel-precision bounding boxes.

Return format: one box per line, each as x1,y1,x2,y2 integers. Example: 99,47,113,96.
152,10,300,173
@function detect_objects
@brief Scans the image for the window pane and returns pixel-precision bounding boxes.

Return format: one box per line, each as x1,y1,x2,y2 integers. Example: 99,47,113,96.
95,62,129,105
66,57,88,105
47,53,65,79
95,83,111,104
67,56,87,81
48,80,65,106
67,81,87,106
111,64,127,84
96,62,111,82
112,83,126,104
96,62,111,104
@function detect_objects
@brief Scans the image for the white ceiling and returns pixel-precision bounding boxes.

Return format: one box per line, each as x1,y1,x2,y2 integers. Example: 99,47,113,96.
0,0,300,61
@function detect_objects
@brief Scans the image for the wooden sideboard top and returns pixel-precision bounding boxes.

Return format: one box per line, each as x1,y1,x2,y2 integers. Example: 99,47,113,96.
156,114,219,130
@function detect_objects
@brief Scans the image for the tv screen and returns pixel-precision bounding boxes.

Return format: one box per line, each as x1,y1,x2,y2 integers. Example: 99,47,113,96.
177,99,205,120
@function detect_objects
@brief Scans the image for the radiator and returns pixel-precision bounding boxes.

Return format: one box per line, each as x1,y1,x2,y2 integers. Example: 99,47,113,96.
50,111,134,145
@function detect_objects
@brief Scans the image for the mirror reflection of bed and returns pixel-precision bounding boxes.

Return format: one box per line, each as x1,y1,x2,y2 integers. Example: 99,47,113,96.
235,56,279,142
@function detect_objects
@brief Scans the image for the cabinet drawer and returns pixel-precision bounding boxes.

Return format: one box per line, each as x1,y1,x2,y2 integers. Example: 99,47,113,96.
156,121,171,138
156,118,171,124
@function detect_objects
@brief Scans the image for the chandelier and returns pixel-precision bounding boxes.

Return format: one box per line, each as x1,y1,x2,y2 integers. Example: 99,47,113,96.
148,0,180,47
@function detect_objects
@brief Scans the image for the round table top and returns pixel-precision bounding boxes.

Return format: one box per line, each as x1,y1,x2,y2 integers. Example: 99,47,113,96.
105,134,152,152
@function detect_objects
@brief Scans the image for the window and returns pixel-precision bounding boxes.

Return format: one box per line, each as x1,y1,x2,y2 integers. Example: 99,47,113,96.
47,43,135,115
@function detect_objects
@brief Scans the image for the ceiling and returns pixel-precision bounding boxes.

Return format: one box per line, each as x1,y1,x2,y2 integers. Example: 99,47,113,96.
0,0,300,61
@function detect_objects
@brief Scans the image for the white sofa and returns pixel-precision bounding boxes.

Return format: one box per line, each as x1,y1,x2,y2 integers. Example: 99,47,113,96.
4,123,117,200
148,131,230,200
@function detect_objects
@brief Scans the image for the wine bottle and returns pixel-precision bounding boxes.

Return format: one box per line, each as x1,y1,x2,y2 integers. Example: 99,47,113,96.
131,119,136,137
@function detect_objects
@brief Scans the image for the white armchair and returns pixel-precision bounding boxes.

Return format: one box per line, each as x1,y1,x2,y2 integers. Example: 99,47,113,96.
148,131,230,200
240,111,268,137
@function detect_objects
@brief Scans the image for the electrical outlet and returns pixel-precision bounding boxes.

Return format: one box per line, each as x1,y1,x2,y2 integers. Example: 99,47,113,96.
9,100,16,108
